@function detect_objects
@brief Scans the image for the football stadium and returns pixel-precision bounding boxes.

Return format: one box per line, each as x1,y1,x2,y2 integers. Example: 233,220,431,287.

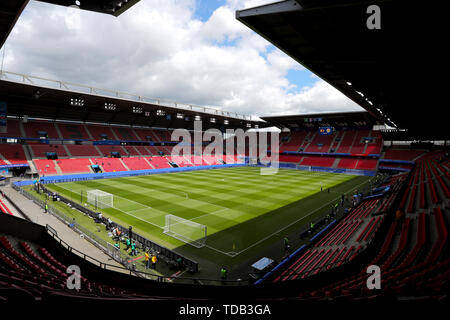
0,0,447,311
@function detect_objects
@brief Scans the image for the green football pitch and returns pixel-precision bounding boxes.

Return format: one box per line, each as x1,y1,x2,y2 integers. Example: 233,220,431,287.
45,167,371,269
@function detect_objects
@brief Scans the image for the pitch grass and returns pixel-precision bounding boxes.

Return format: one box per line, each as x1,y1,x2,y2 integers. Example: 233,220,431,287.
45,167,371,273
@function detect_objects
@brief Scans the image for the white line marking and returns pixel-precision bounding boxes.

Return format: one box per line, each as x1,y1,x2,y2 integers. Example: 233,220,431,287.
233,178,371,256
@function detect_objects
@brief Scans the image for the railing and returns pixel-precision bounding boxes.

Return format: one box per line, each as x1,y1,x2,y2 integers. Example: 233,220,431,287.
18,184,200,274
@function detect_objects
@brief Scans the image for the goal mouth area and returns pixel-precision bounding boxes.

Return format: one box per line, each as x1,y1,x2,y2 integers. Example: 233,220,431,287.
162,230,206,249
163,214,207,249
86,189,113,209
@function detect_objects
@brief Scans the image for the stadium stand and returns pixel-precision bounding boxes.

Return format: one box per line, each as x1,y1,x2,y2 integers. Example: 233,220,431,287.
111,127,139,141
56,158,92,174
0,144,28,164
121,146,141,156
65,145,101,157
304,133,334,153
91,158,127,172
354,159,378,170
121,157,152,171
349,130,371,154
133,128,160,142
0,119,22,138
146,156,172,169
300,156,336,167
33,159,58,175
271,171,408,283
336,130,357,153
383,148,427,161
96,145,125,157
280,131,309,152
23,120,59,139
57,123,90,140
29,144,68,158
337,158,358,169
85,125,115,140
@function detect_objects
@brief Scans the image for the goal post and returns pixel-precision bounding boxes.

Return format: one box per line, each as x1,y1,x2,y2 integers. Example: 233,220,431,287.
163,214,207,248
87,189,113,209
296,165,312,172
248,157,258,166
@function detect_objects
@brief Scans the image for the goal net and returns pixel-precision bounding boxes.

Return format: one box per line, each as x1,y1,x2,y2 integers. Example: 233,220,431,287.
248,157,258,165
163,214,207,248
87,189,113,209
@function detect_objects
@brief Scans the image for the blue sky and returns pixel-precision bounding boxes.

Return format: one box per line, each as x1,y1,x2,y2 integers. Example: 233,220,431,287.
195,0,227,21
3,0,362,117
194,0,317,92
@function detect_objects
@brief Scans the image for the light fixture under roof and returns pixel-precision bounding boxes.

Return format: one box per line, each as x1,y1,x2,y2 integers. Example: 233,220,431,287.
70,97,84,107
104,102,116,110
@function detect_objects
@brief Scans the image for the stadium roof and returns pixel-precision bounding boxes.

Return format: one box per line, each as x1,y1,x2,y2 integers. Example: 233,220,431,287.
0,0,140,49
0,71,262,131
236,0,445,140
261,111,383,131
35,0,141,16
0,0,29,49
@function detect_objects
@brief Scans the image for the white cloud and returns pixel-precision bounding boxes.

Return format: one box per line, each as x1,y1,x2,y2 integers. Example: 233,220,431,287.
3,0,363,121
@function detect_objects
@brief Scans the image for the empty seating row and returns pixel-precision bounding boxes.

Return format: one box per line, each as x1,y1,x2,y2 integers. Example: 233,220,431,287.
300,156,335,167
34,159,58,175
91,158,126,172
30,144,68,158
0,144,28,164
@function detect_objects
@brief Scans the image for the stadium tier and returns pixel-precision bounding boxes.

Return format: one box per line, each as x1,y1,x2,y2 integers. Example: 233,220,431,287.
336,130,356,153
145,156,171,169
121,146,141,156
34,159,58,175
304,133,335,153
300,156,336,167
29,144,68,158
121,157,152,171
278,129,383,156
65,145,101,157
0,119,22,138
96,145,126,157
383,148,427,161
85,125,115,140
0,234,139,300
133,128,160,142
91,158,127,172
0,144,28,165
23,121,60,139
57,123,91,140
337,158,358,169
168,155,192,167
55,158,92,174
111,127,140,141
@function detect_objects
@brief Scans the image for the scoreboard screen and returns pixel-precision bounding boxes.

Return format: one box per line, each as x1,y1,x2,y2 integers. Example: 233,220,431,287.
318,127,334,135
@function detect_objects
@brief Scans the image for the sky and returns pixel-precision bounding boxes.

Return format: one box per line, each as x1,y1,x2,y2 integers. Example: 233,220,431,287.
1,0,364,121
